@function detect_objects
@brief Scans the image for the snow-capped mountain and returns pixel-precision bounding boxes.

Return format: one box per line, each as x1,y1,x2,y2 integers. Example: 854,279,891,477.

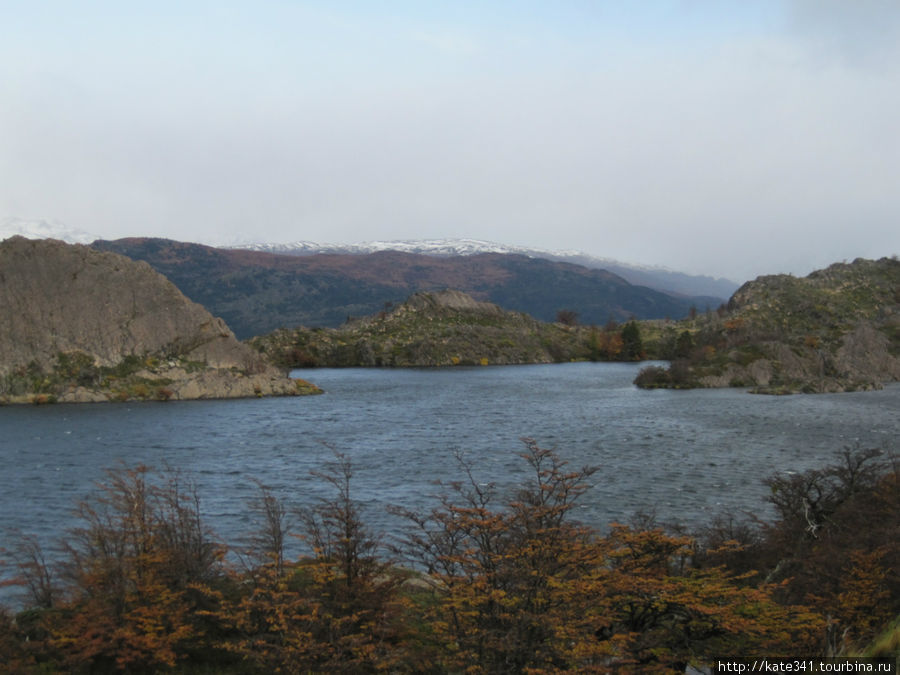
230,238,740,299
231,237,656,272
0,217,100,245
230,237,556,258
1,221,738,300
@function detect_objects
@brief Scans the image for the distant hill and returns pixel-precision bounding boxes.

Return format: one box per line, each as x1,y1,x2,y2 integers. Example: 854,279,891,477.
636,257,900,393
231,237,739,300
249,289,604,368
92,238,719,339
0,237,318,403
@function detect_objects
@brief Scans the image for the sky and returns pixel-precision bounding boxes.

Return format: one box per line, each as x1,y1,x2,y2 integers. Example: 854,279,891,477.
2,1,899,282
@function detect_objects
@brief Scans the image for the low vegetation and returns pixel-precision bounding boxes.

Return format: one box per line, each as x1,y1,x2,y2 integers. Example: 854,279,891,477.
1,444,897,673
0,349,321,404
250,290,649,368
2,351,180,404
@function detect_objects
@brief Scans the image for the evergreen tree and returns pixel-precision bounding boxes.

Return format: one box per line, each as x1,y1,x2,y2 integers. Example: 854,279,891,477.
621,321,644,360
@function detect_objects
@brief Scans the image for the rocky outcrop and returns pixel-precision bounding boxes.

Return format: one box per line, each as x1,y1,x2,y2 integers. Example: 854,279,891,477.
0,236,320,403
636,257,900,394
401,289,505,316
688,321,900,394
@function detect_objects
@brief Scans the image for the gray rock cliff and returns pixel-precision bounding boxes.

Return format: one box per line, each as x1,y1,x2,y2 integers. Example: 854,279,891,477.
0,236,319,403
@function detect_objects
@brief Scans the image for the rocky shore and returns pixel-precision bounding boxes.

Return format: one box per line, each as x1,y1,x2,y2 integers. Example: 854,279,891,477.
635,257,900,394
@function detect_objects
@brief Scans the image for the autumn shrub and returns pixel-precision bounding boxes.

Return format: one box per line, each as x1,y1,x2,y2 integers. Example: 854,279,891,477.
634,360,697,389
2,447,897,672
130,382,150,399
0,607,39,673
284,345,319,368
55,350,100,387
211,453,411,673
594,523,823,671
391,442,823,673
390,440,606,673
700,446,900,654
155,386,174,401
589,328,624,361
0,465,225,673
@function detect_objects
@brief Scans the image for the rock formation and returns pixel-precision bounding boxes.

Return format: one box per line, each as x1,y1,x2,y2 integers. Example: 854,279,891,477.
0,237,320,403
635,257,900,393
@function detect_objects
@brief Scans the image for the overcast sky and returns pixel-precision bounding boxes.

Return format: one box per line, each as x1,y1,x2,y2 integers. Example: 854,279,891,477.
2,1,899,282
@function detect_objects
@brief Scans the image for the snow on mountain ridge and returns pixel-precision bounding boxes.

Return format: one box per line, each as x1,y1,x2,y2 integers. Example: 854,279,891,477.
1,220,738,297
0,220,698,280
231,238,670,273
234,237,594,260
229,238,740,297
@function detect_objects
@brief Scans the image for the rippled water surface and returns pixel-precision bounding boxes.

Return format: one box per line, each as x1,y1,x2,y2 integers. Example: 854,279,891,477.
2,363,898,560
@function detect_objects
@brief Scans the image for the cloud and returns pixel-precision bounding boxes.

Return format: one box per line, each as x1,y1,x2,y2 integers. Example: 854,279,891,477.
1,3,898,281
785,0,900,67
409,29,481,57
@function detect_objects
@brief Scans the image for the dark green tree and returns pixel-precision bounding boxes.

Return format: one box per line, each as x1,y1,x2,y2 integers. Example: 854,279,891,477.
555,309,578,327
621,321,644,361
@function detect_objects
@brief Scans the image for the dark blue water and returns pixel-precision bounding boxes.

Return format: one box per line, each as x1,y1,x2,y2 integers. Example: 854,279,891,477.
1,363,897,572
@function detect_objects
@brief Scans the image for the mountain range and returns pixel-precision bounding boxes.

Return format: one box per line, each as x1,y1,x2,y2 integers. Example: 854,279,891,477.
230,238,739,299
2,218,738,299
3,219,737,341
91,237,725,340
3,220,897,396
1,216,101,245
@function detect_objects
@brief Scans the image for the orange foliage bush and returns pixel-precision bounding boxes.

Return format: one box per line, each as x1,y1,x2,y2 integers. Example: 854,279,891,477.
0,445,896,672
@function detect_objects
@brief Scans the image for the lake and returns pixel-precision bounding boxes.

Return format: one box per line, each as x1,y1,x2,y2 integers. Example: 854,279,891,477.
1,362,898,573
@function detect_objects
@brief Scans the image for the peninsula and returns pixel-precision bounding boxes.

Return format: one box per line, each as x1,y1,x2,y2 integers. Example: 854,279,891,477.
635,257,900,393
